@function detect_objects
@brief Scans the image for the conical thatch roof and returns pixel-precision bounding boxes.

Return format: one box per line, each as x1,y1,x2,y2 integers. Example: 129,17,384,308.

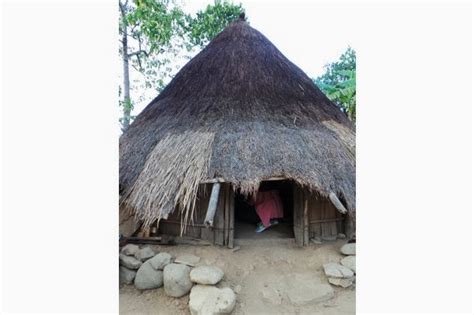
120,20,355,227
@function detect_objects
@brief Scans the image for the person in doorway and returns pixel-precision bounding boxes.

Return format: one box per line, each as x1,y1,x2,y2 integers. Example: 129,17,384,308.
252,189,284,233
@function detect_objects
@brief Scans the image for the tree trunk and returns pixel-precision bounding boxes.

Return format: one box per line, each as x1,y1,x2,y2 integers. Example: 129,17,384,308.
120,2,132,131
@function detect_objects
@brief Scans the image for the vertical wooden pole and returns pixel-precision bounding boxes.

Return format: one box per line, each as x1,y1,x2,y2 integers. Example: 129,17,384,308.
228,186,235,249
293,185,304,247
224,185,230,247
345,215,355,239
303,189,309,245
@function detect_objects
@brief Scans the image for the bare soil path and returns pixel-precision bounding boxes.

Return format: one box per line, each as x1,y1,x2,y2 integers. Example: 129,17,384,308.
120,238,355,314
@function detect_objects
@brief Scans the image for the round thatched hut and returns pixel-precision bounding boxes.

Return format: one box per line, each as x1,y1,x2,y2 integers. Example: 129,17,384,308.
120,19,355,247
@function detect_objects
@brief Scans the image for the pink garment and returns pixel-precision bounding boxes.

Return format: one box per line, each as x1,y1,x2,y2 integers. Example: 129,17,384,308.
254,190,284,227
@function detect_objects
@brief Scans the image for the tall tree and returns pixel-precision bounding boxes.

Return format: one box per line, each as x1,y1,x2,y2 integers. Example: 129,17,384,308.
119,0,244,131
119,0,185,131
315,47,356,122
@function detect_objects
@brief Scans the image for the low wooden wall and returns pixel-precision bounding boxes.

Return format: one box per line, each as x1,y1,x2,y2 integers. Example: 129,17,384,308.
158,182,347,247
158,183,234,247
159,183,212,241
307,193,345,240
293,185,346,246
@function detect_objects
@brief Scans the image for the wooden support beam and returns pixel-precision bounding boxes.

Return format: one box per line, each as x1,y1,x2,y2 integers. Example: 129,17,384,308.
201,178,226,184
303,190,309,245
224,184,230,245
200,176,286,184
329,192,347,214
204,183,221,227
228,187,235,249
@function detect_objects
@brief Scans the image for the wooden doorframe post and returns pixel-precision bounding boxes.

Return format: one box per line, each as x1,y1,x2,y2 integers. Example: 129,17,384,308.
293,184,306,247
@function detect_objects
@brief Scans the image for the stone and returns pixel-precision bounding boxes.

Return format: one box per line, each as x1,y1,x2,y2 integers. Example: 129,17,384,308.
278,273,334,306
323,263,354,279
121,244,139,256
119,266,136,284
163,263,192,297
175,254,200,267
234,285,242,294
328,277,354,288
310,237,322,245
119,253,142,270
149,252,172,270
190,266,224,285
340,255,356,274
337,233,346,239
189,285,236,315
340,243,356,255
134,260,163,290
134,247,155,262
287,281,334,306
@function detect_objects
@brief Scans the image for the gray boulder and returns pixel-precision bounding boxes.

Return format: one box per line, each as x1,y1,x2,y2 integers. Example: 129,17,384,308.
340,255,356,273
134,247,155,262
149,252,172,270
119,254,142,270
119,266,136,285
189,285,236,315
287,282,334,306
134,260,163,290
121,244,139,256
175,254,200,267
328,277,354,288
340,243,356,255
163,263,192,297
323,262,354,279
190,266,224,285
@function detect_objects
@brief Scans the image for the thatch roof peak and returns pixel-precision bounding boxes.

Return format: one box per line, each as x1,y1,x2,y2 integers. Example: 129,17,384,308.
120,20,355,227
147,20,352,127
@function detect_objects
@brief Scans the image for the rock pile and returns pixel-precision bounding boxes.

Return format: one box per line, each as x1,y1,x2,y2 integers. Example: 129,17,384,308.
119,245,236,314
323,242,356,288
188,265,235,315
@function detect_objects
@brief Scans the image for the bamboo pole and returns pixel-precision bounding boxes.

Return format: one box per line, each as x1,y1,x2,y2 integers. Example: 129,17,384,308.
329,191,348,214
204,183,221,227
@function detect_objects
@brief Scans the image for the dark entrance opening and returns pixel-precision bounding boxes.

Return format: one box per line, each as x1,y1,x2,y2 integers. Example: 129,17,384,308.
234,180,294,239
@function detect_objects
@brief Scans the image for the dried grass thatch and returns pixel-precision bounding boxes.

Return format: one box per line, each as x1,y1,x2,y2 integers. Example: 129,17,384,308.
120,20,355,228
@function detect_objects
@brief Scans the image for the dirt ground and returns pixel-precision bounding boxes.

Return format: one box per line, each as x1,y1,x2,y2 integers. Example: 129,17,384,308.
119,238,355,314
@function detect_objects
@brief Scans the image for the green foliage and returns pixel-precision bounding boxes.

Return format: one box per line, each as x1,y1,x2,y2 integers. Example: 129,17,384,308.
186,0,245,47
315,47,356,122
126,0,185,53
119,0,245,130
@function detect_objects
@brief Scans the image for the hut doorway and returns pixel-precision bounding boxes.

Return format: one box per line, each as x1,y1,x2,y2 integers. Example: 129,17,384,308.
234,180,294,240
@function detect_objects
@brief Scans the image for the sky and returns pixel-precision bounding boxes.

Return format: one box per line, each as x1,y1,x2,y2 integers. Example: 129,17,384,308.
129,0,357,116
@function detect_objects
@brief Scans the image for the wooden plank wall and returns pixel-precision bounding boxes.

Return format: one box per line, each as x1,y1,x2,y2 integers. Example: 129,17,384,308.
158,183,235,247
158,184,214,241
308,193,345,240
